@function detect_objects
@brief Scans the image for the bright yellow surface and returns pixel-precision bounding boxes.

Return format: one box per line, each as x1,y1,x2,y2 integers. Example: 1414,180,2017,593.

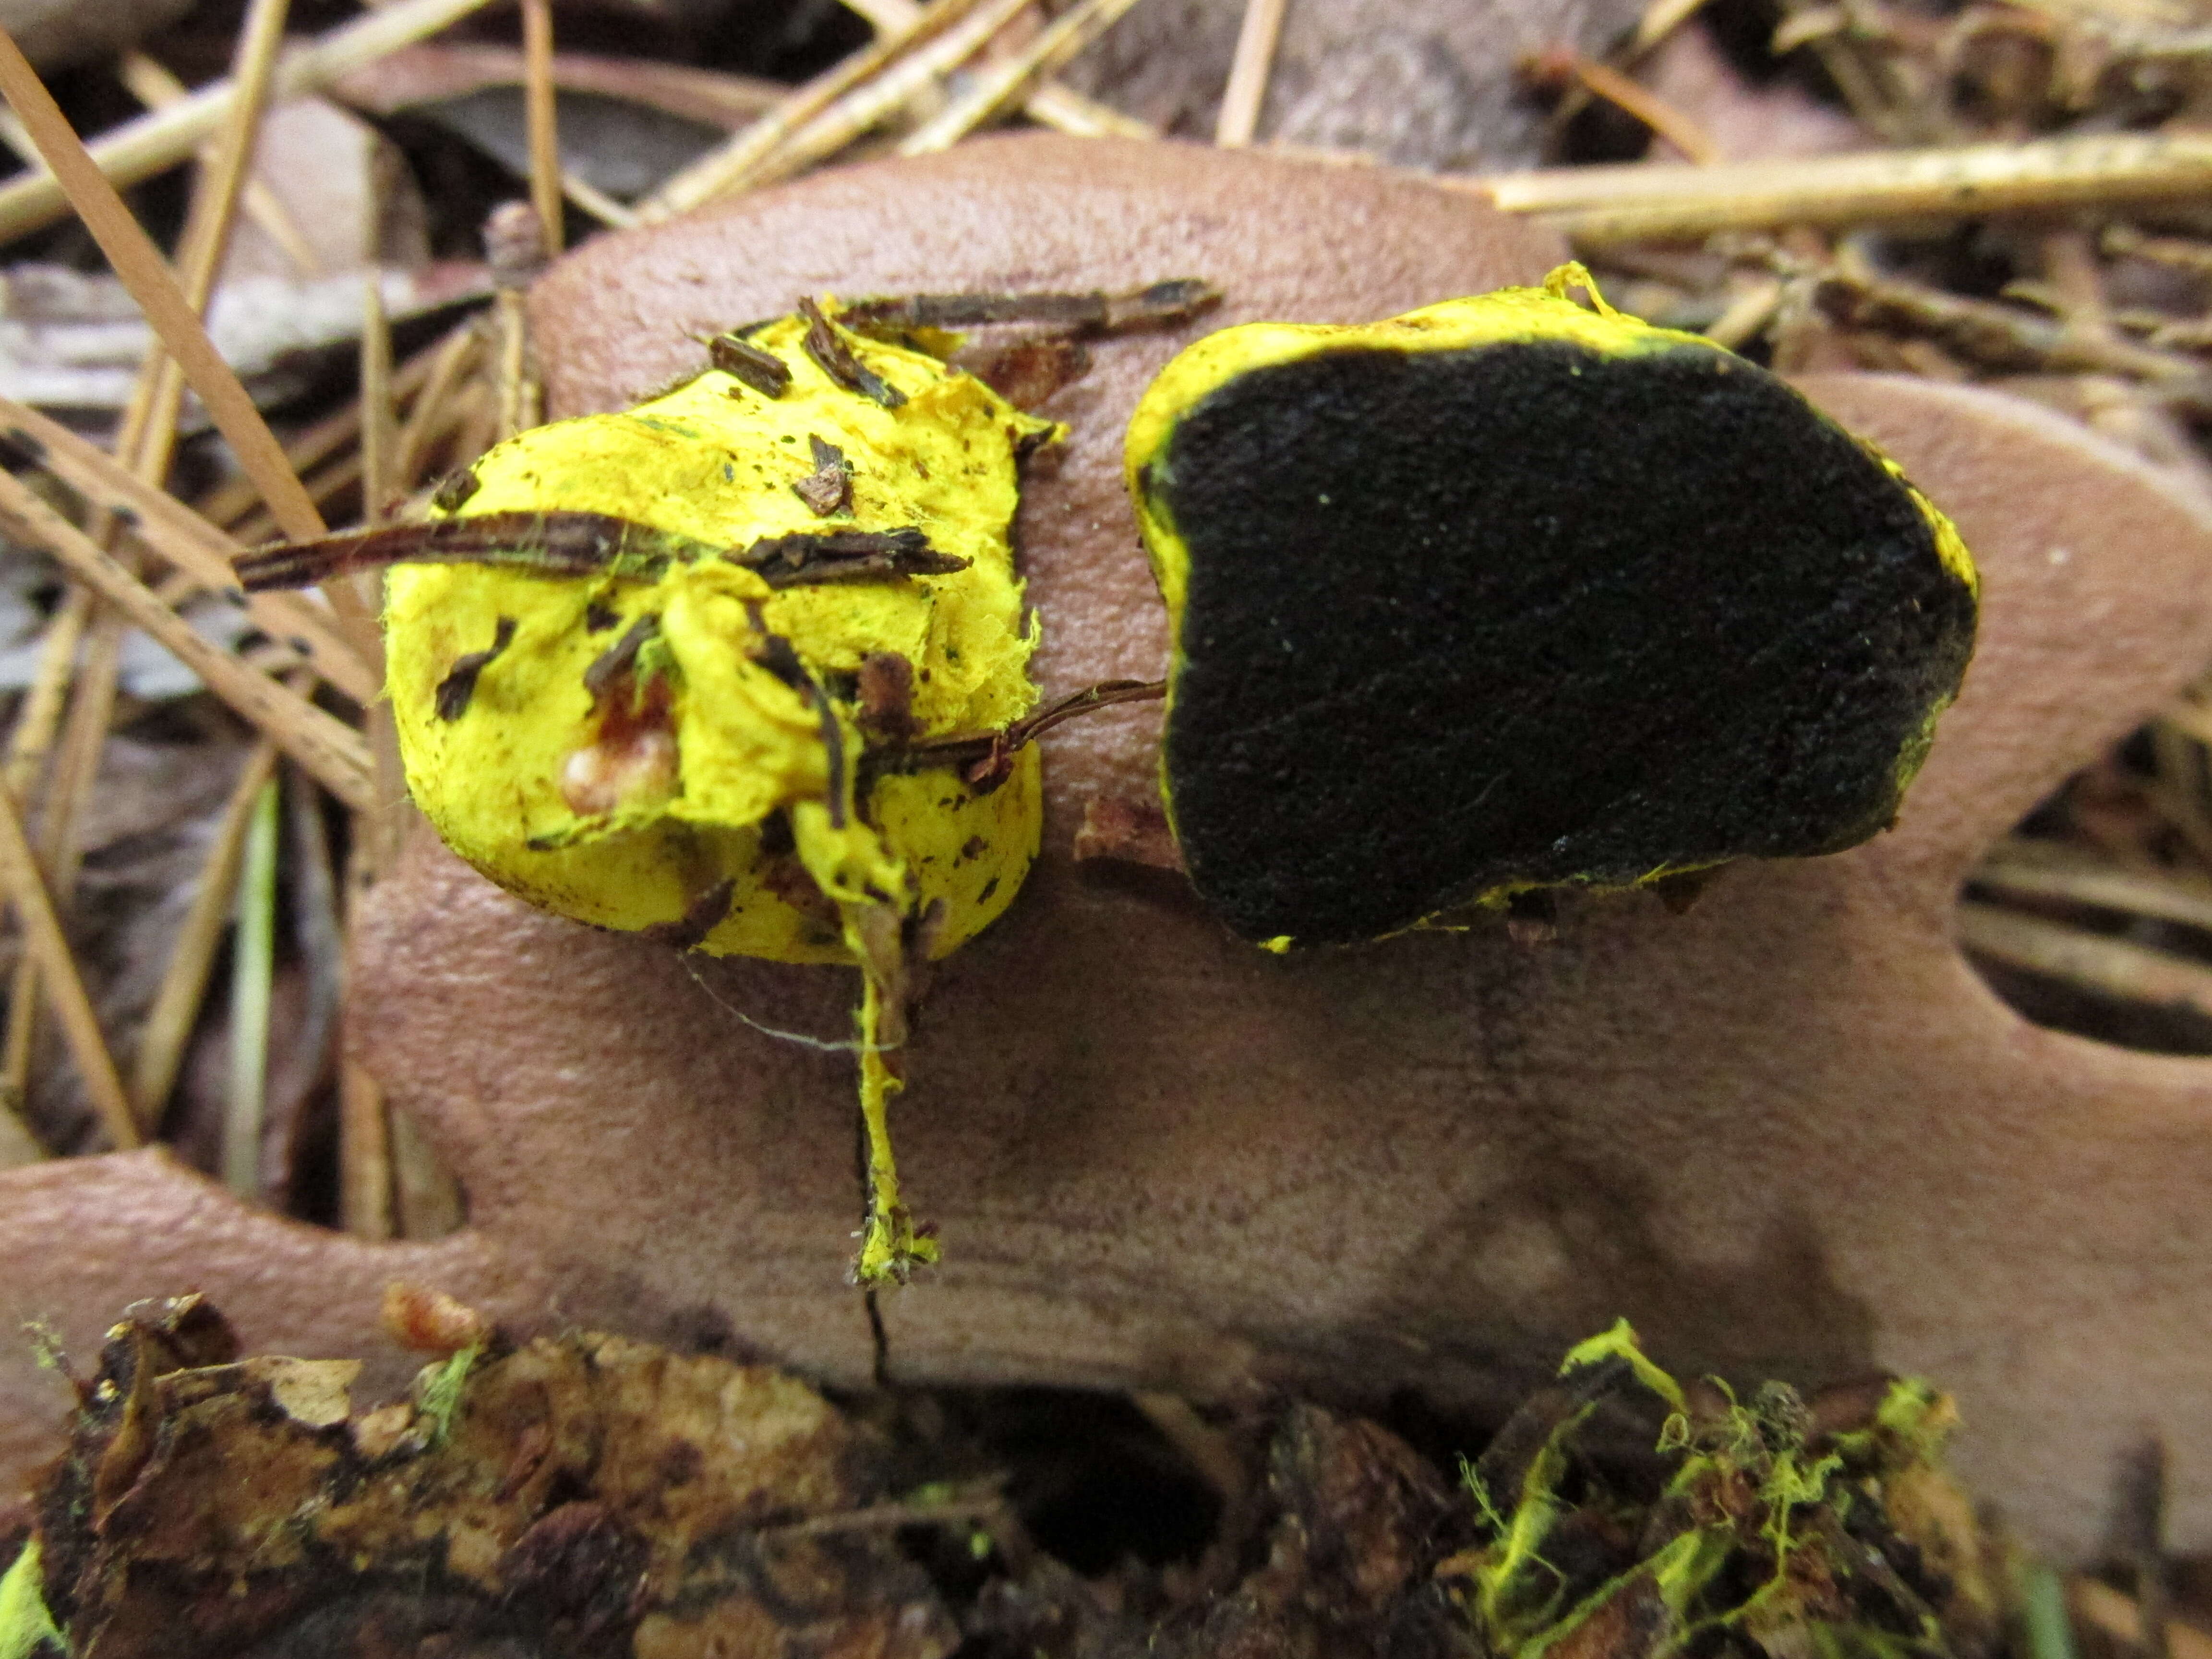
386,308,1056,968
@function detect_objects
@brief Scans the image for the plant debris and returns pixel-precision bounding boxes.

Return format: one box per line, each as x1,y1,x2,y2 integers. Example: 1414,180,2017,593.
1449,1322,1998,1659
0,1303,2016,1659
0,0,2207,1637
7,1293,956,1659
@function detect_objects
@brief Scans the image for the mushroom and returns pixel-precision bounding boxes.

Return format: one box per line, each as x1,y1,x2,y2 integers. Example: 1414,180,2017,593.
4,137,2212,1564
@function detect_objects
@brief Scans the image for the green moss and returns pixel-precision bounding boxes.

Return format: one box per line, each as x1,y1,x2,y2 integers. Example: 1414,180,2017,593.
1449,1323,1988,1659
415,1341,483,1449
0,1541,62,1659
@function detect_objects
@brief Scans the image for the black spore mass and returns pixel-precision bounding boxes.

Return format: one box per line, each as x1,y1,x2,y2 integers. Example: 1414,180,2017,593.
1143,337,1976,946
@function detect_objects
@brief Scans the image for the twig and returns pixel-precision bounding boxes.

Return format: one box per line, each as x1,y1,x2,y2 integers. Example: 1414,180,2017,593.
0,395,376,706
1817,250,2207,383
0,0,504,247
874,678,1163,780
1466,132,2212,242
223,776,280,1198
1215,0,1287,146
129,741,279,1126
520,0,563,256
899,0,1153,155
0,781,134,1150
0,469,375,811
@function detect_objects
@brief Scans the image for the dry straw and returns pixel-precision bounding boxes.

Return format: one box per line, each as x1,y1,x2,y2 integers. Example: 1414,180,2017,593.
130,742,279,1124
0,470,375,810
0,0,502,244
899,0,1153,154
0,781,135,1150
1470,132,2212,240
0,396,376,704
1214,0,1286,147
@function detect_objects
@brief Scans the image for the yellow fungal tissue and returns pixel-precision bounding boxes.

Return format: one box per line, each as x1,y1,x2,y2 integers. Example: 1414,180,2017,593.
385,307,1056,970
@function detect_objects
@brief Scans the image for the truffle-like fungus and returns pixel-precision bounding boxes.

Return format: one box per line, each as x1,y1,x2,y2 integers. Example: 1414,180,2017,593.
1127,265,1979,948
238,301,1058,1283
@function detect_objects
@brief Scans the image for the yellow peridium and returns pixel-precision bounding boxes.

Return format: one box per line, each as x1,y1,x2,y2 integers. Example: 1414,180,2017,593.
1126,264,1978,951
384,305,1056,1280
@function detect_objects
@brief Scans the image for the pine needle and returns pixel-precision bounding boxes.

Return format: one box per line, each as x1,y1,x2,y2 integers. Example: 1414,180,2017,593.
2,588,90,801
198,328,457,531
130,742,278,1125
0,26,328,550
360,277,395,528
390,322,485,494
1958,901,2212,1020
0,781,134,1150
832,0,1152,142
0,396,375,706
1468,132,2212,241
899,0,1153,156
222,775,279,1197
2,0,297,1118
634,0,1008,223
0,0,504,246
1214,0,1286,146
117,51,324,277
0,469,375,811
521,0,563,257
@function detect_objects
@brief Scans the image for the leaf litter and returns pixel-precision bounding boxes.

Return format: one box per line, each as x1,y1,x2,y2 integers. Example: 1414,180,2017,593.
0,1299,2011,1659
0,0,2205,1647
